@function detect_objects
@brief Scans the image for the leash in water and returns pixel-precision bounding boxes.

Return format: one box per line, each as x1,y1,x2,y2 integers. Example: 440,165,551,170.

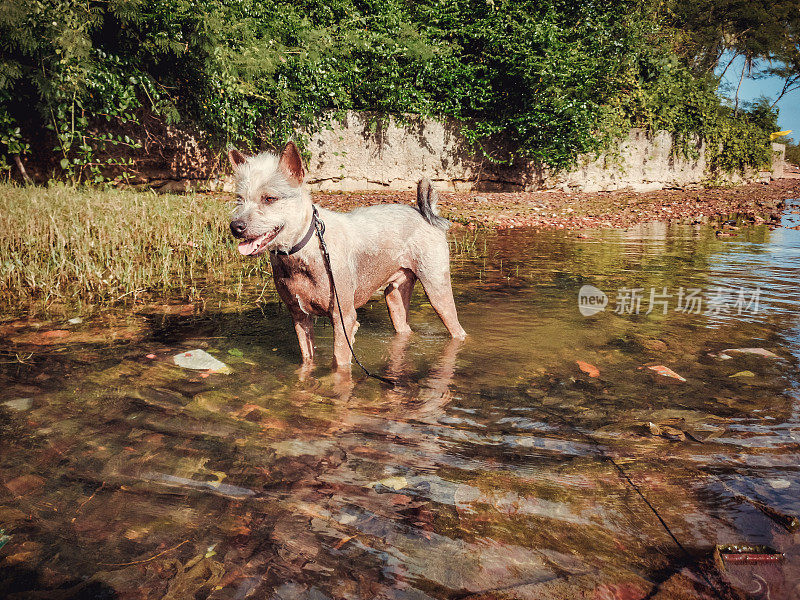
310,206,394,385
538,405,723,596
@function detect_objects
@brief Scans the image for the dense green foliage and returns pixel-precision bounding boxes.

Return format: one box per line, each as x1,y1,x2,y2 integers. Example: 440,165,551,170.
665,0,800,108
0,0,780,181
666,1,799,73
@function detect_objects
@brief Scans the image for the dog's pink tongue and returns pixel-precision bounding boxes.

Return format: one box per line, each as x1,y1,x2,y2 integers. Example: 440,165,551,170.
237,236,263,256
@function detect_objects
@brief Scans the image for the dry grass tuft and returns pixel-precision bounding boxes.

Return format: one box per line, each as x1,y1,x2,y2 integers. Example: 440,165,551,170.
0,184,272,313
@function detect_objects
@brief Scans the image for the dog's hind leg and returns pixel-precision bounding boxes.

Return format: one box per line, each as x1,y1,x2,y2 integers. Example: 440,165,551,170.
384,268,416,334
416,261,466,340
292,313,315,363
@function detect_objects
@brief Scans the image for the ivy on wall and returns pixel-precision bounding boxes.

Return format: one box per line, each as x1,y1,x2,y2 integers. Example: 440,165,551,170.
0,0,777,182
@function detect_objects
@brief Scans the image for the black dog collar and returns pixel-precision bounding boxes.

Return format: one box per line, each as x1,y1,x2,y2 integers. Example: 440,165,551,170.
273,206,320,256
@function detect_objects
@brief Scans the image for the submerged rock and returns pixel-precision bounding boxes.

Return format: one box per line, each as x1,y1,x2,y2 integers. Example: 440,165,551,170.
720,347,781,359
173,349,232,374
730,370,756,378
646,365,686,382
2,398,32,411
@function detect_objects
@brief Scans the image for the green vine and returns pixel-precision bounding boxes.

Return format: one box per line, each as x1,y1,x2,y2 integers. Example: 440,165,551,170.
0,0,778,182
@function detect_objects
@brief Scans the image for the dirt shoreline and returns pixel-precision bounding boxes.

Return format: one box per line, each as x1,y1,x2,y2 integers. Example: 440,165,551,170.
313,178,800,230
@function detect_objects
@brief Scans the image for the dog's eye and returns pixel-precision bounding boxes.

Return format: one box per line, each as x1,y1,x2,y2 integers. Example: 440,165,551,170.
261,195,278,204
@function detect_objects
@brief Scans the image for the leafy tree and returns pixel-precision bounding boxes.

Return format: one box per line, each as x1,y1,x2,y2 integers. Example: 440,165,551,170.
0,0,779,181
0,0,169,182
665,0,800,109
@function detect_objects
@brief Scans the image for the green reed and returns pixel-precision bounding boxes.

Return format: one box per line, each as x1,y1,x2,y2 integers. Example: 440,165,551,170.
0,185,482,315
0,184,272,313
448,229,481,256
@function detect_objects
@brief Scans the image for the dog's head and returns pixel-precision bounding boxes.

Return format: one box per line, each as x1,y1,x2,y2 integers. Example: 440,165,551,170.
228,141,310,256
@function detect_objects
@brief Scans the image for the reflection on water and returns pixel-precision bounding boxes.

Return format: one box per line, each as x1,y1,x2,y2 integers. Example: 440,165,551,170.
2,207,800,599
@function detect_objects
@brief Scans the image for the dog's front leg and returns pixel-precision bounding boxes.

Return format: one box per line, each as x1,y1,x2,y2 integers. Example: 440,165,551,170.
291,312,315,363
331,305,358,370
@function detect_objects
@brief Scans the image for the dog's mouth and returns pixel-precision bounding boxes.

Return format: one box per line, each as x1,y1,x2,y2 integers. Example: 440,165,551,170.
237,225,283,256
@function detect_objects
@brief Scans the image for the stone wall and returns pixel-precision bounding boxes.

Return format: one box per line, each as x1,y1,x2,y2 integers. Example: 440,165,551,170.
771,143,786,179
109,110,784,193
305,111,784,193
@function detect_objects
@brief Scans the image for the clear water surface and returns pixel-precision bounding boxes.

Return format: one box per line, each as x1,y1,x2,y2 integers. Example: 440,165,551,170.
1,204,799,599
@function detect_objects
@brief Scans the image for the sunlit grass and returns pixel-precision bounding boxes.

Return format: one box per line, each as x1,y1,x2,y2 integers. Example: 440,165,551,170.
0,184,273,314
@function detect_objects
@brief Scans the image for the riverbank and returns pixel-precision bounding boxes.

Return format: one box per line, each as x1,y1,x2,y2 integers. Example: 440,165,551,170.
2,178,798,313
314,177,800,230
0,185,264,313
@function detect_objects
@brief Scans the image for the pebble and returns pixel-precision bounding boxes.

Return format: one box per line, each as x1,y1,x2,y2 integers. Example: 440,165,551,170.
2,398,33,411
768,479,792,490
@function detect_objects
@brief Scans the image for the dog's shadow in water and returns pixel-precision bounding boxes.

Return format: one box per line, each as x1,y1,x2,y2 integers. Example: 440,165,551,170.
144,303,304,363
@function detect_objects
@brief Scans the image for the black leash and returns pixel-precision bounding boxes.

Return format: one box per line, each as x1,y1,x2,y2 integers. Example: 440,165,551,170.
310,207,394,385
538,405,723,596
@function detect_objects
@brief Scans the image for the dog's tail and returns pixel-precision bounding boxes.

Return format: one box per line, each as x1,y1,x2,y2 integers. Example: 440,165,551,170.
416,178,450,230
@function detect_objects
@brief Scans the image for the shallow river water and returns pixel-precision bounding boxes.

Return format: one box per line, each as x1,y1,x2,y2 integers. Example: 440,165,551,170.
1,206,800,599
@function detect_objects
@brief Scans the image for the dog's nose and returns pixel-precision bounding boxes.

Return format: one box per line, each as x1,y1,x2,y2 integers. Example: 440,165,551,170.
230,220,247,237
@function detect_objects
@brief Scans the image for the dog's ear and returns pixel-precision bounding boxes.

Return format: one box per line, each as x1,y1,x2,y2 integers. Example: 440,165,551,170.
278,141,304,186
228,148,248,170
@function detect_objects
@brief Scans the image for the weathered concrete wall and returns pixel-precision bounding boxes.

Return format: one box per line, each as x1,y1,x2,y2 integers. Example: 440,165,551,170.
102,109,784,193
553,130,707,193
771,143,786,179
305,111,783,193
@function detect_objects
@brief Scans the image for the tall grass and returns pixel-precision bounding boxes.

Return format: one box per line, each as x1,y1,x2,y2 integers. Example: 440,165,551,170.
0,184,272,313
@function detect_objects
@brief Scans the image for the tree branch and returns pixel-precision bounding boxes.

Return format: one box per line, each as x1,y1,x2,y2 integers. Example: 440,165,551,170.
13,154,32,184
734,60,746,115
718,52,739,80
771,74,800,107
